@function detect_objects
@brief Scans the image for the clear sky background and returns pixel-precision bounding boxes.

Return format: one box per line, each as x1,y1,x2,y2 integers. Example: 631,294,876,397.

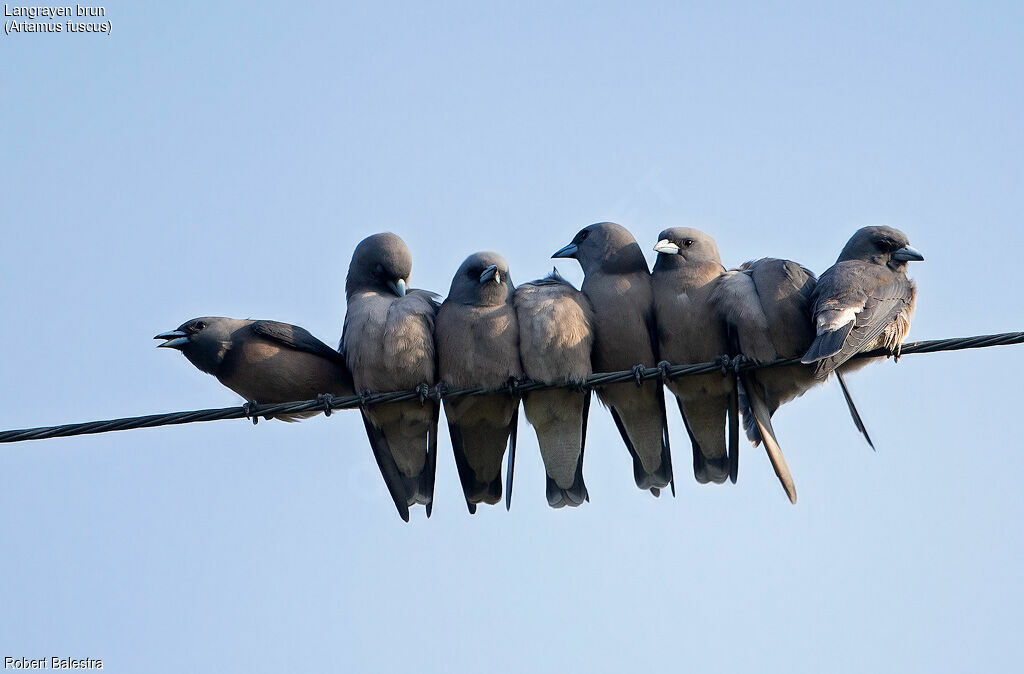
2,2,1022,672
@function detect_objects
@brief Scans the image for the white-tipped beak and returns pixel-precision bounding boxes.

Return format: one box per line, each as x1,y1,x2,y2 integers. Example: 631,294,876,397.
653,239,681,255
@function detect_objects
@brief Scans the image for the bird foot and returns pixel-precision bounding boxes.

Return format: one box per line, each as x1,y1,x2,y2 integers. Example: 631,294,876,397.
316,393,335,417
631,364,646,387
243,401,260,425
657,360,673,382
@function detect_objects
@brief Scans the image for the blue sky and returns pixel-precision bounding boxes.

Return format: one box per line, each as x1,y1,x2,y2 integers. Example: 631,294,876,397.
1,2,1022,672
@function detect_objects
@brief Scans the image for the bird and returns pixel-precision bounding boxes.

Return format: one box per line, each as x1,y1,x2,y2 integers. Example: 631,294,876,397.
342,232,440,522
436,252,522,513
553,222,673,495
651,227,736,486
513,270,594,508
712,258,819,503
802,226,923,376
155,317,354,422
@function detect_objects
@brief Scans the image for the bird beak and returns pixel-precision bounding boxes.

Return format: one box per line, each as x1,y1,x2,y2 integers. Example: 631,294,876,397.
479,265,501,284
892,245,924,262
552,242,578,259
387,278,408,297
653,239,681,255
154,330,189,350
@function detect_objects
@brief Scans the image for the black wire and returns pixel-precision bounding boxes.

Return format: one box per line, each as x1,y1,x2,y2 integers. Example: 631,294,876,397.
1,331,1021,444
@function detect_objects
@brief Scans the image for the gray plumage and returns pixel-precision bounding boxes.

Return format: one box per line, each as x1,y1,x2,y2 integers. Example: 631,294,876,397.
651,228,734,485
712,258,820,503
155,317,354,422
553,222,673,495
342,232,440,522
436,252,522,513
802,226,923,376
513,270,594,508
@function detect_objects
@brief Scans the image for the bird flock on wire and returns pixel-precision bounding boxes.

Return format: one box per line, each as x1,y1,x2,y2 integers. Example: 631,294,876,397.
154,223,923,521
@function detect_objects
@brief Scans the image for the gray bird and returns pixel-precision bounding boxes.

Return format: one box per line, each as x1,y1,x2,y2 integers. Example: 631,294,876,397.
651,228,736,485
156,317,355,422
514,270,594,508
553,222,673,495
712,258,820,503
802,226,923,375
436,252,522,513
714,257,881,503
342,233,440,522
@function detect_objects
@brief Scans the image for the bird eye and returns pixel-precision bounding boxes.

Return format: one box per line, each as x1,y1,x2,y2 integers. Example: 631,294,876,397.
194,321,206,331
578,230,589,242
683,239,694,247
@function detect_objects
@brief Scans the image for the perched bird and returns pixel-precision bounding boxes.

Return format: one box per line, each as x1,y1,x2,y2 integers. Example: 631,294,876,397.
155,317,354,422
652,228,736,486
342,233,440,522
553,222,673,495
712,258,820,503
802,226,923,375
436,252,522,513
514,270,594,508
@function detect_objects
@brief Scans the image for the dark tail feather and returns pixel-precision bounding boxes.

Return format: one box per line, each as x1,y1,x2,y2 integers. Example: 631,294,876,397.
609,406,666,495
728,373,740,484
801,324,853,364
359,411,410,522
836,371,875,450
504,407,519,511
424,402,440,517
447,423,478,515
740,374,797,504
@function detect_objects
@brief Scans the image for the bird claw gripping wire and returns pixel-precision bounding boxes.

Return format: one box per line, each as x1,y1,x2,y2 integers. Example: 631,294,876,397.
657,361,673,382
503,377,522,398
570,379,589,394
317,393,335,417
357,391,374,408
632,364,646,387
732,354,747,374
243,401,260,425
719,355,732,376
415,383,430,405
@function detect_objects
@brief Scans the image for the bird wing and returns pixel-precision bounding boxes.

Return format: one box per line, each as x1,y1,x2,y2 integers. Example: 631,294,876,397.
251,320,347,366
803,262,915,373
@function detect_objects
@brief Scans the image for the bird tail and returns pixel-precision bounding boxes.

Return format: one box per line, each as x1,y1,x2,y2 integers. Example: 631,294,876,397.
801,324,853,368
545,463,589,508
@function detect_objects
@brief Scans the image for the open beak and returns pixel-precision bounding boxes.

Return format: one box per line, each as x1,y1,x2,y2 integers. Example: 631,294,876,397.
552,242,578,259
892,245,924,262
479,265,500,284
387,278,408,297
154,330,189,350
653,239,681,255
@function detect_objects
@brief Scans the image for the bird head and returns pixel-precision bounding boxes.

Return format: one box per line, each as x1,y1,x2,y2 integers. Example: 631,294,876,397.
552,222,649,275
346,232,414,298
447,251,513,307
155,316,241,375
652,227,722,270
838,226,924,271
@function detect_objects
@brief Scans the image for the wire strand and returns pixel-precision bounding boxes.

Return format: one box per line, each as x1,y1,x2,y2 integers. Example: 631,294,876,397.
1,331,1021,444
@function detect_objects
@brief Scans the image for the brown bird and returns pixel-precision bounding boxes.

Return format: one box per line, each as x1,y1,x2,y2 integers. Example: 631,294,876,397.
514,270,594,508
553,222,674,496
436,252,522,513
651,227,736,486
342,232,440,522
155,317,354,422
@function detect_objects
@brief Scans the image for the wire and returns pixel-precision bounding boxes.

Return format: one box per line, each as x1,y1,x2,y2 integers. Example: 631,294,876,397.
1,331,1021,444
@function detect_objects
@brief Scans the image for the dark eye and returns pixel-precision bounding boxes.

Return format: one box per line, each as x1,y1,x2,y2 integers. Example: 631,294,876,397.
578,230,590,242
194,321,206,331
683,239,694,247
